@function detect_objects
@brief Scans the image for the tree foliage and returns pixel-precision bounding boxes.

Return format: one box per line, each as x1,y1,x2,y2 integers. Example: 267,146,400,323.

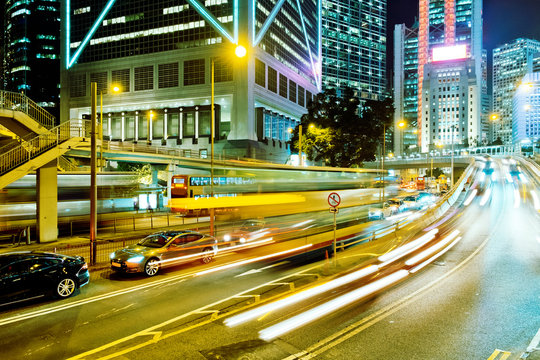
289,87,394,167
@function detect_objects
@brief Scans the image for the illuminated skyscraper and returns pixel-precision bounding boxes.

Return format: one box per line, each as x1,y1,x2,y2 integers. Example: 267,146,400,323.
60,0,321,161
3,0,60,118
321,0,387,101
493,38,540,145
416,0,484,152
512,72,540,149
393,22,418,155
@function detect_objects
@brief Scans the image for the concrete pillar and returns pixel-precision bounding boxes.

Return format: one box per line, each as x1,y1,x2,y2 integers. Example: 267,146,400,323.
229,0,256,141
37,160,58,242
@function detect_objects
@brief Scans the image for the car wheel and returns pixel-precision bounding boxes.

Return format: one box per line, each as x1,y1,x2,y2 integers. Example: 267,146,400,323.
56,277,77,298
200,247,214,264
144,258,160,276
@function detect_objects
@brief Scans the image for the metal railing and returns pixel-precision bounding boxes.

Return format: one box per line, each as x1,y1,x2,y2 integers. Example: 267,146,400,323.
57,155,80,172
0,90,56,129
0,120,90,176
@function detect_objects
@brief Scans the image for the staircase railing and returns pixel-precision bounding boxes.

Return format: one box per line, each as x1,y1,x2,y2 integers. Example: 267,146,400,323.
0,120,90,176
0,90,56,129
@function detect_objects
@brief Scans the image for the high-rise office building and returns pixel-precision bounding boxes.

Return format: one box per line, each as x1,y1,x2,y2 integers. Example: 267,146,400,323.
416,0,484,152
61,0,321,162
3,0,61,119
492,38,540,144
512,71,540,148
321,0,386,101
393,22,418,155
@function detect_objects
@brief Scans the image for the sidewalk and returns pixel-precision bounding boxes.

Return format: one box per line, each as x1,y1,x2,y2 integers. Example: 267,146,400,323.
0,215,213,267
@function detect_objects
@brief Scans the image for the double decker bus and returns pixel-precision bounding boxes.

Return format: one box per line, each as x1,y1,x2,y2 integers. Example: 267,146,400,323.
170,174,254,213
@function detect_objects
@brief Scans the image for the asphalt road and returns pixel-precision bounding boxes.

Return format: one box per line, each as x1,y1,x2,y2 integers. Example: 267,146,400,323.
0,157,538,360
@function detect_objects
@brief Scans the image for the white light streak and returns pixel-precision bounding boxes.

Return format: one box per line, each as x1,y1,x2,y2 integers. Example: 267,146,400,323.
514,188,521,209
258,270,409,341
518,173,528,184
225,265,379,327
292,220,314,228
195,244,312,276
506,173,513,183
531,190,540,210
479,187,492,207
405,230,460,266
410,236,462,273
463,189,478,206
378,229,439,264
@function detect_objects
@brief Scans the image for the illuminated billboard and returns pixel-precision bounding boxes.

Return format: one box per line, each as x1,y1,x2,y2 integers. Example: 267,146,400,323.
432,45,467,62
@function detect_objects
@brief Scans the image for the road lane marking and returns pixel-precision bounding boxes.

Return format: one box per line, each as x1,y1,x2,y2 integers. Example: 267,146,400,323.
487,349,511,360
67,265,322,360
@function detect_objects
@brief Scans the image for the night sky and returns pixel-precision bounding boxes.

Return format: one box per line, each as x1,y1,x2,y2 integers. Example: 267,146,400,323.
387,0,540,77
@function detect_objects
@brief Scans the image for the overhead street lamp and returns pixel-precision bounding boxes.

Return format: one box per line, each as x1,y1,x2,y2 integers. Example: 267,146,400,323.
209,44,246,236
99,85,120,171
397,120,406,156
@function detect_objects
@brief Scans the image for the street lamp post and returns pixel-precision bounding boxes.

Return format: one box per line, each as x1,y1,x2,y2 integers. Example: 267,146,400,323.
209,45,246,236
380,123,386,203
296,124,303,167
90,83,97,265
210,58,215,236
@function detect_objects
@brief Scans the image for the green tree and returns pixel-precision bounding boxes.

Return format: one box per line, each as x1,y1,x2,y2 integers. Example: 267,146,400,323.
492,137,503,146
289,87,394,167
432,167,445,178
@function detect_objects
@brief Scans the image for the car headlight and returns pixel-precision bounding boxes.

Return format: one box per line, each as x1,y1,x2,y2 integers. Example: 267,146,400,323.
127,255,145,263
239,237,246,244
224,234,231,241
109,252,116,260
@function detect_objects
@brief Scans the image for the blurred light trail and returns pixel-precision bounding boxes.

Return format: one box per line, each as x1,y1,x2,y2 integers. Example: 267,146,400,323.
424,209,457,231
518,173,528,183
195,244,312,276
410,236,462,273
506,173,513,183
405,230,460,266
224,265,379,327
479,188,492,207
220,238,274,252
531,190,540,211
463,189,478,206
292,220,314,228
258,270,409,341
378,229,439,265
479,172,486,183
514,188,521,209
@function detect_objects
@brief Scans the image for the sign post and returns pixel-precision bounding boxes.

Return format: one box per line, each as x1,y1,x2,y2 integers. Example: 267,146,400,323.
328,192,341,267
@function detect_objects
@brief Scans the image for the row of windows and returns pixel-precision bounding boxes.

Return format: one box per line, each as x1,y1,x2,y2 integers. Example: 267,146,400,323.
255,59,312,108
70,57,232,97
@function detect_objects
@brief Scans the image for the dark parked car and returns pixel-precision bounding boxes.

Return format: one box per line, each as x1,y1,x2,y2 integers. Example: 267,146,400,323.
109,230,218,276
0,252,89,306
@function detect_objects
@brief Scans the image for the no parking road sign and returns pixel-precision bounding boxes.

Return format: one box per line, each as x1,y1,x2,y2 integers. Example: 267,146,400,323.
328,192,341,207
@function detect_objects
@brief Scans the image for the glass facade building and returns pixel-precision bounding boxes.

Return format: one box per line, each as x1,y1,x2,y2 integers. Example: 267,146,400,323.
61,0,321,161
394,22,418,155
3,0,60,119
512,72,540,147
492,38,540,145
321,0,386,101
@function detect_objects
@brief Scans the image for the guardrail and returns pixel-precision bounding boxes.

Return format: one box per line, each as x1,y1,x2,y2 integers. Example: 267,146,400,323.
0,90,56,129
336,159,475,251
0,120,90,176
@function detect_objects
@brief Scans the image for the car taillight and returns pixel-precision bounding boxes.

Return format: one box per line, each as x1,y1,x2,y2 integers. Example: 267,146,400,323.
80,262,88,270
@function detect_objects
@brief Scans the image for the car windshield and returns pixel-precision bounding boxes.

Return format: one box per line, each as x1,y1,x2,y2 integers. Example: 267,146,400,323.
137,234,169,248
403,196,417,201
388,199,401,205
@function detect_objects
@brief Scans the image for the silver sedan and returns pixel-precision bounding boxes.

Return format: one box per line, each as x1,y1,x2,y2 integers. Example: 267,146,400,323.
110,230,218,276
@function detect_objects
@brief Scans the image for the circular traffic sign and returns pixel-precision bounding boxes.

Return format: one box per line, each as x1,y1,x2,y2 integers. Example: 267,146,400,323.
328,192,341,207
